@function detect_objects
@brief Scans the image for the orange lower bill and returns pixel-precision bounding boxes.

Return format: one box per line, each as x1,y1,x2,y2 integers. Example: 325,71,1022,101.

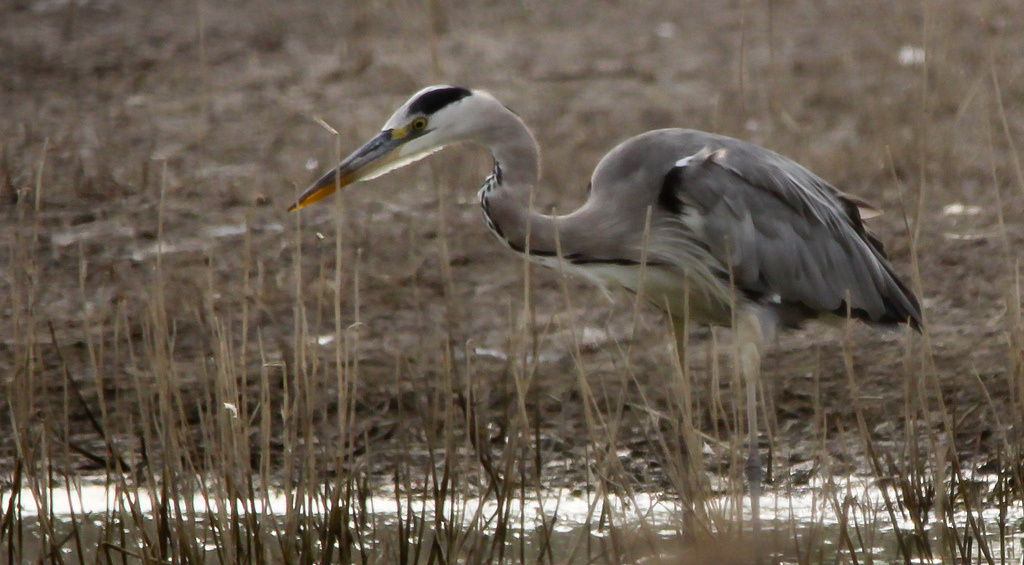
288,170,354,211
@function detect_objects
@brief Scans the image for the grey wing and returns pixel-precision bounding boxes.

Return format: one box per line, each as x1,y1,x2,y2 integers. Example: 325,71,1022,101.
666,147,922,329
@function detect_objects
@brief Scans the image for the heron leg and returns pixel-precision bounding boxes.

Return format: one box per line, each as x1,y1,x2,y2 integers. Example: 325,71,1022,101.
736,309,768,543
744,362,762,539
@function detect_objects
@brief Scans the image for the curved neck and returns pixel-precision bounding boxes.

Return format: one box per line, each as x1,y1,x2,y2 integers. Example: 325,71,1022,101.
481,109,540,187
477,106,562,255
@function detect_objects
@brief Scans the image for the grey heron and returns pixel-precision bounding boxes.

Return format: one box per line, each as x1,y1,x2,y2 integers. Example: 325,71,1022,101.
290,85,923,534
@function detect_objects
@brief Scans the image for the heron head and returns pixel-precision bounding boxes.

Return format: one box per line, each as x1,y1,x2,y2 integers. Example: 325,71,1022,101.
289,85,479,211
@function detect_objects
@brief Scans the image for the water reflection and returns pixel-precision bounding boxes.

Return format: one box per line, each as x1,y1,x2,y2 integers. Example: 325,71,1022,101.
4,474,1021,563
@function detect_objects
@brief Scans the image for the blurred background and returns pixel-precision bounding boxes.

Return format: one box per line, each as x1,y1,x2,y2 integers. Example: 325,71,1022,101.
1,0,1022,537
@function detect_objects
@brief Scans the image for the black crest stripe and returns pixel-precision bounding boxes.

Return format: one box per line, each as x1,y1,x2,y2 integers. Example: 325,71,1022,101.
408,87,472,115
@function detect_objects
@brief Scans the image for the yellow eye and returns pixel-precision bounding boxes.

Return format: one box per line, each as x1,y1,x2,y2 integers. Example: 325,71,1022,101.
411,118,428,131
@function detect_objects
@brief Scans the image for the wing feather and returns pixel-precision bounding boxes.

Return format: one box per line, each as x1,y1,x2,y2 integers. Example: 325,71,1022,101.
667,147,921,329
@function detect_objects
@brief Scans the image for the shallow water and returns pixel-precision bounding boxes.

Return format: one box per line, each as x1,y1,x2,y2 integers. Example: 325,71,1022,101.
5,475,1022,563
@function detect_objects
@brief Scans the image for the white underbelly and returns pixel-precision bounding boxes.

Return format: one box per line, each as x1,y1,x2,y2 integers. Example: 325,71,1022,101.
525,254,732,325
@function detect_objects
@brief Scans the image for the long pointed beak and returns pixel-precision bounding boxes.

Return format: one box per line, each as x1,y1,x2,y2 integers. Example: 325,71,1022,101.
289,130,401,211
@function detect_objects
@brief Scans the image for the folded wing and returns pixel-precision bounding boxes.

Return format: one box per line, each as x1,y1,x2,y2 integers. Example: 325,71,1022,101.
665,146,921,329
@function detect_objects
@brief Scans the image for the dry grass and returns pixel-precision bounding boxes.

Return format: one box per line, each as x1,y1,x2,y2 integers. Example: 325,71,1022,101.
2,0,1024,562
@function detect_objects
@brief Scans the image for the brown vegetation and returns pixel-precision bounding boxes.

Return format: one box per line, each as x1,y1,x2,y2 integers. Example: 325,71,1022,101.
1,0,1022,562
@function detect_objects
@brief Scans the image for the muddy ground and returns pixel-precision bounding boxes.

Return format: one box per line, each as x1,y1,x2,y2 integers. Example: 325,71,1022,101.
1,0,1023,489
